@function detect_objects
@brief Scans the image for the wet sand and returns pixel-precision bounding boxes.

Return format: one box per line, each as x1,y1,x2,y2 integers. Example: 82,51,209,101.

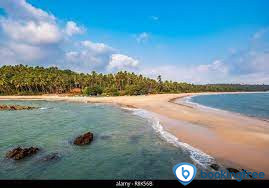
1,93,269,176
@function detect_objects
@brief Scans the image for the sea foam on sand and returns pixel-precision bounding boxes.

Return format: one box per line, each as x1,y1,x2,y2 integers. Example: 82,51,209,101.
122,107,217,169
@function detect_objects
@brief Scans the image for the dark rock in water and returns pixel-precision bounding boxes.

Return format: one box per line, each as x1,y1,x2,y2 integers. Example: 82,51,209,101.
99,135,112,140
210,163,220,171
241,169,253,178
74,132,93,145
42,153,60,161
0,105,36,111
129,135,141,144
6,147,39,160
227,168,240,173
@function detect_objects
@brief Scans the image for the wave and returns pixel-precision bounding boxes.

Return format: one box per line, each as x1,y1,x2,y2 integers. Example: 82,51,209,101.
122,107,216,168
182,95,228,113
39,107,48,110
182,95,269,121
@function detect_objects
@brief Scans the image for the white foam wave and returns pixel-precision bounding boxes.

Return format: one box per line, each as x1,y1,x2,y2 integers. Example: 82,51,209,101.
182,95,258,120
123,107,216,168
183,95,225,113
39,107,48,110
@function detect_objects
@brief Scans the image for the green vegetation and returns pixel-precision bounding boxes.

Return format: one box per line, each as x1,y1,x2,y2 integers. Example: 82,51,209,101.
0,65,269,96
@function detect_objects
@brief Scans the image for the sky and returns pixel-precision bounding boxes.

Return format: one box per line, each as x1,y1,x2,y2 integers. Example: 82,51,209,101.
0,0,269,84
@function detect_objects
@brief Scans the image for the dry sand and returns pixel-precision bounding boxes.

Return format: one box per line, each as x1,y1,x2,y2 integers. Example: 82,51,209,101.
1,93,269,176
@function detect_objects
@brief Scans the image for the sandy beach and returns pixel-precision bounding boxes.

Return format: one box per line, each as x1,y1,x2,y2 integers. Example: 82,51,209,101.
1,93,269,176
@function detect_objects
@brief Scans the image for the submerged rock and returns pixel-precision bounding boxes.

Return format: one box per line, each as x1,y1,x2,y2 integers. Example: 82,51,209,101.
74,132,93,145
226,168,240,173
42,153,61,161
99,134,112,140
6,147,39,160
241,169,253,178
210,163,220,171
0,105,36,111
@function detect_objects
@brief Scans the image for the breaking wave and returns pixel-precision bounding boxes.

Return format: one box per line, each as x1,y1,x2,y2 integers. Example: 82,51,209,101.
122,107,216,168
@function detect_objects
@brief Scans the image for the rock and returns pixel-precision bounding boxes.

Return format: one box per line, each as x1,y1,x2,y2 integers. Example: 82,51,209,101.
42,153,60,161
226,168,240,173
242,169,253,178
6,147,39,160
99,135,112,140
210,163,220,171
74,132,93,145
0,105,36,111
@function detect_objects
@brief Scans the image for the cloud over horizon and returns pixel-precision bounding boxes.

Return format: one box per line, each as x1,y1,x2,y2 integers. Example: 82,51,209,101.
141,29,269,84
0,0,268,84
0,0,139,73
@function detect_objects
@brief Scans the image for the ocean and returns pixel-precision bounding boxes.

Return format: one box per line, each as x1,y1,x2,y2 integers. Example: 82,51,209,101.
0,100,214,179
188,92,269,120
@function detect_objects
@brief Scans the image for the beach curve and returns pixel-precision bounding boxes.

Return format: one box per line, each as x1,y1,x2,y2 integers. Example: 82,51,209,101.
1,93,269,176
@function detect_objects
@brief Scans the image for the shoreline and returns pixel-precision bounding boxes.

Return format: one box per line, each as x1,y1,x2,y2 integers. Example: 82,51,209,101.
174,92,269,123
1,92,269,176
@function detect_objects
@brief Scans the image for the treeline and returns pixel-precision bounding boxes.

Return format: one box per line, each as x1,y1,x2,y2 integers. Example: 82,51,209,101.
0,65,268,96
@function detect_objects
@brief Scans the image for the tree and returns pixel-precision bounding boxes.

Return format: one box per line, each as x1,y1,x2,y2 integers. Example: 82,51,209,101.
0,65,268,96
157,75,162,84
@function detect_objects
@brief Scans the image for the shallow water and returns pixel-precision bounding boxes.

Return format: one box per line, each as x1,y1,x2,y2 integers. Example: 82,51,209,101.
190,93,269,119
0,100,211,179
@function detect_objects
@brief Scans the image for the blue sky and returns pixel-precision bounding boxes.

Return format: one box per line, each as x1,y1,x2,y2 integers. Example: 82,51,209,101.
0,0,269,83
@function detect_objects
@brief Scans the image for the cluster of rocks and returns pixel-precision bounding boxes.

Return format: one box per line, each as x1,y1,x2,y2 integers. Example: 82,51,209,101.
210,163,220,171
6,147,39,160
210,163,252,178
6,131,94,161
5,131,252,180
0,105,37,111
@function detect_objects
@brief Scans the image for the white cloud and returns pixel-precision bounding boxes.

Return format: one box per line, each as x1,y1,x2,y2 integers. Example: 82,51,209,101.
81,40,114,54
150,16,159,21
253,28,268,40
1,0,268,84
142,29,269,84
65,43,139,72
197,60,229,74
225,29,269,76
65,49,111,72
136,32,150,43
6,42,45,61
107,54,139,71
65,50,109,72
0,0,55,22
65,21,85,36
64,40,116,72
0,0,62,66
0,0,138,73
141,61,229,84
1,19,62,45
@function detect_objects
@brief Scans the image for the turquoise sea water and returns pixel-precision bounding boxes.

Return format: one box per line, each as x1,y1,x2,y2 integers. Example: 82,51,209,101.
190,93,269,119
0,100,212,180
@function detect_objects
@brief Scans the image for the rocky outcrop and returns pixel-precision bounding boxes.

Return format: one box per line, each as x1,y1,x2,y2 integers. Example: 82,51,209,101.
210,163,220,171
74,132,93,145
226,168,240,173
6,147,39,160
242,169,253,178
0,105,36,111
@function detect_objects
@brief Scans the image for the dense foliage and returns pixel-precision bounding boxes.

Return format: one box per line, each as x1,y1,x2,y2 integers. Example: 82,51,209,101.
0,65,268,96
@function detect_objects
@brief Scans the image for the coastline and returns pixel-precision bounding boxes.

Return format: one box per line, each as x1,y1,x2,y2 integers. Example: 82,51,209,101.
1,92,269,176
